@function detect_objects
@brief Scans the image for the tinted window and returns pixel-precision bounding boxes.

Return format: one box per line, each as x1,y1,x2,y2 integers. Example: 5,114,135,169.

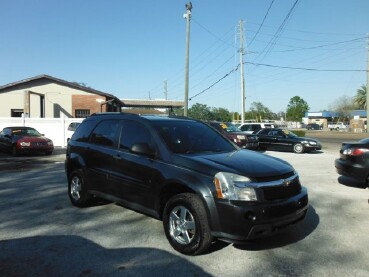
89,120,120,147
257,128,270,135
119,120,154,150
252,125,261,131
153,120,235,154
71,120,95,142
240,125,252,132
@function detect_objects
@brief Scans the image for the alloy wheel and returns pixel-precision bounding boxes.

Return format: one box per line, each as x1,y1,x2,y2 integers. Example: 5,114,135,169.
168,205,196,245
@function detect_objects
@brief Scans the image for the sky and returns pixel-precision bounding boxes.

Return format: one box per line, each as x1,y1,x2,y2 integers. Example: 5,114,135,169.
0,0,368,114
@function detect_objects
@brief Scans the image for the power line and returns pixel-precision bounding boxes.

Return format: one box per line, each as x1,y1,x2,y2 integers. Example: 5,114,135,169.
189,64,240,101
254,0,300,63
248,0,275,47
244,61,367,72
250,37,366,54
192,18,235,48
189,62,367,101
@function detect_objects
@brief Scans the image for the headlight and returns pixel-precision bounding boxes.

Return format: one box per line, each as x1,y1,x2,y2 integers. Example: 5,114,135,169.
236,135,246,140
309,141,317,145
47,141,53,146
214,172,257,201
19,142,30,146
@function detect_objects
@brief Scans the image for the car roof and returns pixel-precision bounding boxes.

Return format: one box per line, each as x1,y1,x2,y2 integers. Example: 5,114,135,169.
4,126,36,130
88,112,198,123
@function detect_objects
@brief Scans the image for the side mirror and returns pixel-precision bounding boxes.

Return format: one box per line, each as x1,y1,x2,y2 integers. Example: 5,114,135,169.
130,143,156,158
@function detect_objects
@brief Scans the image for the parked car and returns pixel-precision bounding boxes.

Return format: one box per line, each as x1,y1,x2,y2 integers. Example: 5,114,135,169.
327,122,347,131
66,122,81,143
207,122,259,150
306,123,322,130
255,128,322,153
239,122,274,134
65,113,309,255
335,137,369,186
0,126,54,155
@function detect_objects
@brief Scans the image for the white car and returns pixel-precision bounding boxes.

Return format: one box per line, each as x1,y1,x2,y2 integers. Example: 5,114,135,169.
66,122,81,143
239,123,274,134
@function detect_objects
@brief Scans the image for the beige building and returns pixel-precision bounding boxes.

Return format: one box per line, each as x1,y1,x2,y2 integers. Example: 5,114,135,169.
0,75,123,118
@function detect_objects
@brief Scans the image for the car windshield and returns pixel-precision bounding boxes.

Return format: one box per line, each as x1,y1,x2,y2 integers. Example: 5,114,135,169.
153,120,236,154
12,128,41,137
224,123,241,132
282,129,298,138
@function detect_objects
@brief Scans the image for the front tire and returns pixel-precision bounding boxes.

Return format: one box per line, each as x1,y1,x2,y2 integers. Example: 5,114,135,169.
68,170,94,207
163,193,212,255
293,143,304,153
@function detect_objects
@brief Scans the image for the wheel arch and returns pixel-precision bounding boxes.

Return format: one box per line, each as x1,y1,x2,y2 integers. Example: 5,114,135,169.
157,182,214,224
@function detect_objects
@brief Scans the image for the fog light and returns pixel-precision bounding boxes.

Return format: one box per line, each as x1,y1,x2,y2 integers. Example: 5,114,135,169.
245,211,256,221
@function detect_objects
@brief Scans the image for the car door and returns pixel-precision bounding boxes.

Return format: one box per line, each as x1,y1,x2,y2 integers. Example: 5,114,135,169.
257,129,275,149
84,119,120,194
273,130,291,150
108,120,161,211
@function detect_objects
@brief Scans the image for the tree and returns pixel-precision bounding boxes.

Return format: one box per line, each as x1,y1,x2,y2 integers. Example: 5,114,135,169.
328,95,356,122
188,103,214,121
354,84,367,109
286,96,309,122
248,102,275,121
211,107,232,122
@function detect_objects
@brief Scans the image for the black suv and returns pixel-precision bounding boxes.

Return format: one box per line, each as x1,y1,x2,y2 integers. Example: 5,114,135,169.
65,113,309,255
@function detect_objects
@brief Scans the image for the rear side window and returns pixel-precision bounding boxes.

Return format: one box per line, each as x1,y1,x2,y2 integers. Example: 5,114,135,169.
257,128,270,135
71,120,95,142
119,120,154,150
252,125,261,131
89,120,120,147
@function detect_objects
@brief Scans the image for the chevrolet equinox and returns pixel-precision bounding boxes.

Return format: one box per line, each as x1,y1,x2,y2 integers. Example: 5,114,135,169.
65,113,309,255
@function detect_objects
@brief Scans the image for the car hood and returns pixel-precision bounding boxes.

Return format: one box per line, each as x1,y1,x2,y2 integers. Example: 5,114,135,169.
17,136,51,142
173,150,293,178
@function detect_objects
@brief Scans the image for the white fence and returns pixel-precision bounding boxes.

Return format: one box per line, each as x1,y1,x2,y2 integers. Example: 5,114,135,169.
0,117,84,147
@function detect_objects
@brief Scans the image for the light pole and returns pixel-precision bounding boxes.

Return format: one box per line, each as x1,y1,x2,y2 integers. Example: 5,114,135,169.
183,2,192,117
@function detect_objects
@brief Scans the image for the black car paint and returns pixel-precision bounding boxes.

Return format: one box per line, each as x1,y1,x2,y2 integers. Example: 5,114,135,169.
256,128,322,153
335,138,369,184
65,113,308,245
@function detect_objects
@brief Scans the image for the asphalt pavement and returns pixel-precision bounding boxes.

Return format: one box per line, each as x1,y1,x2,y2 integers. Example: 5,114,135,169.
1,135,369,276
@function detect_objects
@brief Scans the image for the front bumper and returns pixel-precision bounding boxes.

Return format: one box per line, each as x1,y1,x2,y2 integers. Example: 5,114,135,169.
303,143,321,151
335,158,368,181
210,188,308,243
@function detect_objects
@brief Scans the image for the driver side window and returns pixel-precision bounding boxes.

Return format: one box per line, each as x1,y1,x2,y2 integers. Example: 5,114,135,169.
119,120,155,151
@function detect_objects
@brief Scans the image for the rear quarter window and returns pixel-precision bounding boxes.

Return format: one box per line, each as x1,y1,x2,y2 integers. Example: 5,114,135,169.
71,120,95,142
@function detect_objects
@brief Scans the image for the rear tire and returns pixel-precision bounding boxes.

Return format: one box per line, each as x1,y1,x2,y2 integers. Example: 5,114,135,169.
68,170,94,207
163,193,212,255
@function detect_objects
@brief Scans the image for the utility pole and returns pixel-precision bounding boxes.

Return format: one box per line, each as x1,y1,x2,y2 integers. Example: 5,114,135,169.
183,2,192,117
366,35,369,132
164,80,168,100
239,19,246,123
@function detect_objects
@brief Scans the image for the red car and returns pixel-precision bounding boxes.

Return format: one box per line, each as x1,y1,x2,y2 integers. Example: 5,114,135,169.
207,122,259,150
0,126,54,156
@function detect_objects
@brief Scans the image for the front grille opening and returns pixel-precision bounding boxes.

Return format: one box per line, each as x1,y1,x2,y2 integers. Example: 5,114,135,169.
262,178,301,201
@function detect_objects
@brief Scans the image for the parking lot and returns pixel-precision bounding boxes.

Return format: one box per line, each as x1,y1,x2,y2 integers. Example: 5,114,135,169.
1,136,369,276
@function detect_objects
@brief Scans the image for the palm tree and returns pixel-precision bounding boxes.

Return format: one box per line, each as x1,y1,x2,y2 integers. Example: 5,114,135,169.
354,85,367,109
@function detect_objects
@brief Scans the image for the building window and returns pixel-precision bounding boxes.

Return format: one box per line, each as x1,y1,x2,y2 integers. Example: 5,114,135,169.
11,109,24,117
75,109,90,118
